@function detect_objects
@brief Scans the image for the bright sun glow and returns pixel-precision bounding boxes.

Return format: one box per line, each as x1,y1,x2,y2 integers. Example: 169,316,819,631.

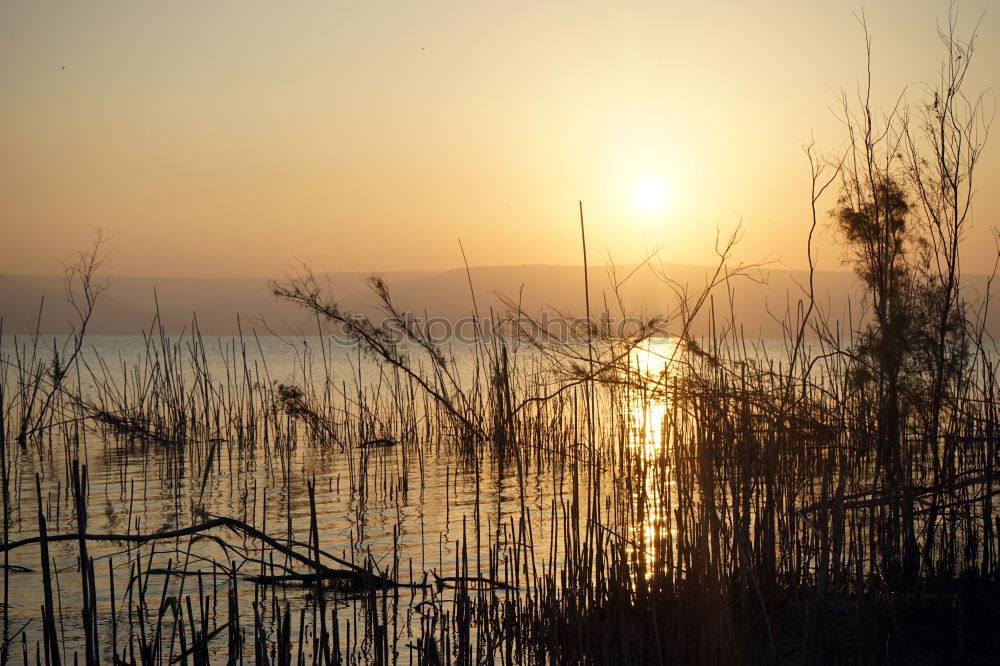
633,178,671,213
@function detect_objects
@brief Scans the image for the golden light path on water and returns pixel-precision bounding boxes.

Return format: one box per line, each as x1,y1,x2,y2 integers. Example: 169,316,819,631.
626,338,682,575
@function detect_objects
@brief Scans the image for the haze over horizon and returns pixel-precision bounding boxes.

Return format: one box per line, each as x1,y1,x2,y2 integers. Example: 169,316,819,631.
5,262,1000,338
2,1,998,279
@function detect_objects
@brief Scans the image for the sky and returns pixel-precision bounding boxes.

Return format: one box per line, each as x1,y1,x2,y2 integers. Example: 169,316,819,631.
1,0,998,278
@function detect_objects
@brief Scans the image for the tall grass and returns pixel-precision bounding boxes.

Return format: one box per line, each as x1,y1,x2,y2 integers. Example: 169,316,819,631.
1,242,998,664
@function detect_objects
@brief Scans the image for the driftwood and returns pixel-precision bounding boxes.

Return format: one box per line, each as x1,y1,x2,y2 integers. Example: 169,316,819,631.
431,572,512,590
358,437,397,449
1,514,514,593
245,570,374,589
0,515,398,587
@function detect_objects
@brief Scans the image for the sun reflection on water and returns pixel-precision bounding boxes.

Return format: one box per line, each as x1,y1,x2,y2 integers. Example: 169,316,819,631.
625,338,683,576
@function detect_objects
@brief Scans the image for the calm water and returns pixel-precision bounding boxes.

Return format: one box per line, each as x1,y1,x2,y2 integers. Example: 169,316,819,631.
3,333,691,662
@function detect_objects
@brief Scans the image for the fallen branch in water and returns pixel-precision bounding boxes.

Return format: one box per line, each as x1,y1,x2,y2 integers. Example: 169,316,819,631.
358,437,396,449
244,569,408,591
0,515,406,588
431,571,512,590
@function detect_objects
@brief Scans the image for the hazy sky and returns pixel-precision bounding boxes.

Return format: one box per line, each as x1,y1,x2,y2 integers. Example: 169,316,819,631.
2,1,997,277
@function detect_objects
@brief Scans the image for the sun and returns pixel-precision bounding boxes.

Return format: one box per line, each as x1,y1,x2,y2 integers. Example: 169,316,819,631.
633,178,671,213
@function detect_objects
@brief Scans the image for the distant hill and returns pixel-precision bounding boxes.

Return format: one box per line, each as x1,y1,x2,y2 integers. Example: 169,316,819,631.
2,264,998,338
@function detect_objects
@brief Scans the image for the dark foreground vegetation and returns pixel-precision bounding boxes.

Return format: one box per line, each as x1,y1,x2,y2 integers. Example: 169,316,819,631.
1,12,998,665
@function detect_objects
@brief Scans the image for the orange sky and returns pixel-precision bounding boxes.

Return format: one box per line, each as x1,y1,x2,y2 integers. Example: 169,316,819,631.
1,1,997,278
